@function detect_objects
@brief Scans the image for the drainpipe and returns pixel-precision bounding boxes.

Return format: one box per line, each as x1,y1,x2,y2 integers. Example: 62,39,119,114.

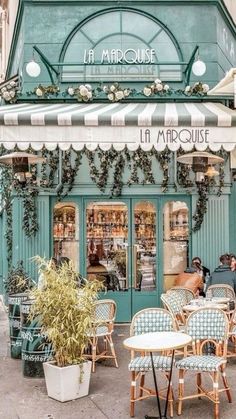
55,149,63,194
0,7,8,82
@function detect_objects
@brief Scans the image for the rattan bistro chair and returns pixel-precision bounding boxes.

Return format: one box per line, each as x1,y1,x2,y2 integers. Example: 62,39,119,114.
84,299,118,373
161,292,186,329
128,308,177,418
168,287,195,305
175,308,232,419
206,284,235,300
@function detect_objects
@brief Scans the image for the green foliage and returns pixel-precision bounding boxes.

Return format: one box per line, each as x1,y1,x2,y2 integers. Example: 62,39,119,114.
5,260,34,294
30,257,103,367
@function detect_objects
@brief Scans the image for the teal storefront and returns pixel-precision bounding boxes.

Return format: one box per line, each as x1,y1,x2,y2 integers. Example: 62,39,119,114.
1,0,236,321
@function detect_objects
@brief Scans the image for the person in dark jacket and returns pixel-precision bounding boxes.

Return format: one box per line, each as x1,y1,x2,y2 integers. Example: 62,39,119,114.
207,254,236,293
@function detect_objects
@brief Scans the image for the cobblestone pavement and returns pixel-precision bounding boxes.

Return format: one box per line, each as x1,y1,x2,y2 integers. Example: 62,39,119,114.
1,299,236,419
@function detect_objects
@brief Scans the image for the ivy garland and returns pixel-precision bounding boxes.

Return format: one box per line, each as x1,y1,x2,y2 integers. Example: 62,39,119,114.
0,159,13,267
0,145,229,265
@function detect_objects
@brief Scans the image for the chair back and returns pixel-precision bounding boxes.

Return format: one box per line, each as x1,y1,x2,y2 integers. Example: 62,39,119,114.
168,287,195,305
186,307,229,357
161,292,186,328
94,299,117,326
206,284,235,300
130,307,176,337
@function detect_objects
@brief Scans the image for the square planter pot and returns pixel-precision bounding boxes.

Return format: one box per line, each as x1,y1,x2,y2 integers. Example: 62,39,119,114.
43,360,92,402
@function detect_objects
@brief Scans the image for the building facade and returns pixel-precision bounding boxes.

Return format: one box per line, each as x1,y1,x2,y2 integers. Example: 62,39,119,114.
1,0,236,321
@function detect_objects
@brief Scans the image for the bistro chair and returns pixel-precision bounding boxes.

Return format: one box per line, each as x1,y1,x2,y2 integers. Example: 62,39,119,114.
84,299,118,373
206,284,235,300
175,307,232,419
168,287,195,305
128,308,176,418
161,292,186,329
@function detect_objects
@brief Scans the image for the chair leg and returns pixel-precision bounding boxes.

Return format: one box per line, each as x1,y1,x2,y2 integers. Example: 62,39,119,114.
213,371,220,419
177,369,184,416
197,373,202,399
139,372,145,397
168,378,174,418
130,371,136,417
107,335,119,368
220,366,232,403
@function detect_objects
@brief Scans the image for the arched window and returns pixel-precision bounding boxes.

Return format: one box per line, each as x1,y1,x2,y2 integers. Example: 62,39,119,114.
61,9,182,82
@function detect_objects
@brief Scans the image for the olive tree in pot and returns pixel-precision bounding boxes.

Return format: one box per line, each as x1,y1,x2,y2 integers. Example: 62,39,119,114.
30,257,102,402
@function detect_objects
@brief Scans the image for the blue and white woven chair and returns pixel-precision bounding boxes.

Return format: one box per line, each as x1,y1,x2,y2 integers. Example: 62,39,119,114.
84,299,118,372
206,284,235,300
168,286,195,305
161,292,186,330
175,307,231,419
128,308,176,418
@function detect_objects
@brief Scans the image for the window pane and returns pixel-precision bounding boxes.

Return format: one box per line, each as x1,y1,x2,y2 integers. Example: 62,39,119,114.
163,201,189,291
53,202,79,269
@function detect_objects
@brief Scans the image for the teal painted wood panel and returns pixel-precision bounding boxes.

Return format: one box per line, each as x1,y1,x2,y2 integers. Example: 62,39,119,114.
12,196,51,283
0,214,3,293
192,195,229,273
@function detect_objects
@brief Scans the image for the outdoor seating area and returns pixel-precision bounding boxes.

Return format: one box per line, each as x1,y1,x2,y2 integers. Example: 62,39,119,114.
122,286,236,419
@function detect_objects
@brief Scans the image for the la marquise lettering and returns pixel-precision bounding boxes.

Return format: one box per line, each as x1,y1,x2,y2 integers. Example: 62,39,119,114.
83,48,156,64
156,129,209,144
139,128,210,144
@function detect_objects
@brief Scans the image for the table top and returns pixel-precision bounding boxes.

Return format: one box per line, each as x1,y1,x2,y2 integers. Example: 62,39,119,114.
123,331,192,352
183,303,228,312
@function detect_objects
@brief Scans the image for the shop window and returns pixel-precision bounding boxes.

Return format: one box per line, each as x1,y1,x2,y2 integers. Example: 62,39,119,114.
53,202,79,269
163,201,189,291
86,202,128,291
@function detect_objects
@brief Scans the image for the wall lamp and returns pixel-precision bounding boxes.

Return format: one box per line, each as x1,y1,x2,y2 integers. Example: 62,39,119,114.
26,46,59,84
0,152,45,185
184,46,206,86
177,151,224,182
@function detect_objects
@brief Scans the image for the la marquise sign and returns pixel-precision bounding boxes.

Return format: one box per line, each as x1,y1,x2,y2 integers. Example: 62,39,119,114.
83,48,156,64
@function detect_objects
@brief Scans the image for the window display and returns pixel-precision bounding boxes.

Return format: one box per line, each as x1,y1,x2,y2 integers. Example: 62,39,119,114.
53,203,79,269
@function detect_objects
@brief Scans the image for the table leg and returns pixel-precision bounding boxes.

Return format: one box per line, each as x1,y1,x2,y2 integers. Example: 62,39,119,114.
163,349,175,419
145,350,175,419
145,351,162,419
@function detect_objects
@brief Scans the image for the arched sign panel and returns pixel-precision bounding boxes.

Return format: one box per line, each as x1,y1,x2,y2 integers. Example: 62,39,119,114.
61,9,182,82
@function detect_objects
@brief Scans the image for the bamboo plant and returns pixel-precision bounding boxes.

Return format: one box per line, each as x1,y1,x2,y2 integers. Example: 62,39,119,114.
30,257,103,367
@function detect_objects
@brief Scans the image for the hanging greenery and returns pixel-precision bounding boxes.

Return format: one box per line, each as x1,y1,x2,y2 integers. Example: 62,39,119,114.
192,181,209,232
0,144,229,264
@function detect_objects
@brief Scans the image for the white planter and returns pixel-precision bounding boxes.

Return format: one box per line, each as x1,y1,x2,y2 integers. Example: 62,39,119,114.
43,360,92,402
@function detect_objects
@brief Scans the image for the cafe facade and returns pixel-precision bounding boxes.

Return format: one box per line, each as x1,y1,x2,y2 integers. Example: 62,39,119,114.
1,0,236,321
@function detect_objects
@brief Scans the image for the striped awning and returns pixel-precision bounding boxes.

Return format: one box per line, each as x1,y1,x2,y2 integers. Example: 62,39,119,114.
0,102,236,151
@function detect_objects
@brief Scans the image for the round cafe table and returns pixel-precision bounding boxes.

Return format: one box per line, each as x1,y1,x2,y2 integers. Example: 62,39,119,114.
123,331,192,419
183,303,228,313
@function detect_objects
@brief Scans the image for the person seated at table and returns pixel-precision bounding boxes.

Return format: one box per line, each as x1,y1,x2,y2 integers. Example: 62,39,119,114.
206,253,236,293
230,253,236,272
174,266,204,296
87,253,108,281
192,256,210,282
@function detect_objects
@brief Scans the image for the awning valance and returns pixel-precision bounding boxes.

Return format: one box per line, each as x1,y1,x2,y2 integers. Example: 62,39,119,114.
0,102,236,151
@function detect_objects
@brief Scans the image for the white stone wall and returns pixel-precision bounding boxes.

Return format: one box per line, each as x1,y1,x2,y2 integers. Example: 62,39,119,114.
224,0,236,23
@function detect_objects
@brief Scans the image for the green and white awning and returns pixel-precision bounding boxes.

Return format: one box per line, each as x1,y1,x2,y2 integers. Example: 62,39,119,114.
0,102,236,151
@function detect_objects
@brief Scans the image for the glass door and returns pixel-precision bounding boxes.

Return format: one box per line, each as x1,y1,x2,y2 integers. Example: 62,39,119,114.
86,201,131,321
85,199,159,322
131,200,158,316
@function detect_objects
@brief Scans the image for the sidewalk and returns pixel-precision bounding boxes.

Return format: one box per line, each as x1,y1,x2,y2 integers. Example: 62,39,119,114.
1,300,236,419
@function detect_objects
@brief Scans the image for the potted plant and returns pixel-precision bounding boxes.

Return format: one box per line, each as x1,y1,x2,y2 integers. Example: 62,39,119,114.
5,260,35,359
30,257,102,402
